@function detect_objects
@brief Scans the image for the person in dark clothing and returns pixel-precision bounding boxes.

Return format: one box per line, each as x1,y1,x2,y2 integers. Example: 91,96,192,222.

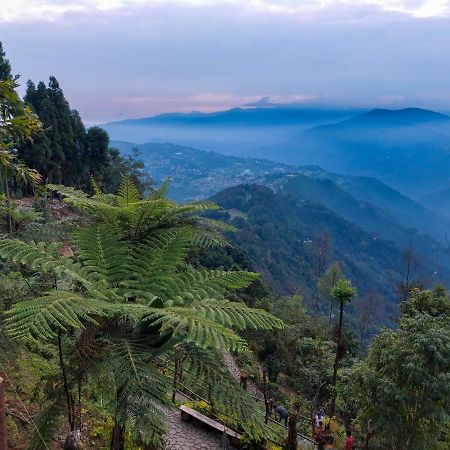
274,405,289,426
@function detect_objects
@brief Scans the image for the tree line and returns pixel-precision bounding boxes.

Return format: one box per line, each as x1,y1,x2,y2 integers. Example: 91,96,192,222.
0,41,151,195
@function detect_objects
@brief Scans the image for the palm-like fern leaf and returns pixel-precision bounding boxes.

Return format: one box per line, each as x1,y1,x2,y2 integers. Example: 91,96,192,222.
47,184,117,221
72,224,128,286
150,269,258,305
186,299,284,330
117,176,141,207
143,298,282,351
3,291,115,342
0,238,108,299
143,308,248,351
100,339,169,445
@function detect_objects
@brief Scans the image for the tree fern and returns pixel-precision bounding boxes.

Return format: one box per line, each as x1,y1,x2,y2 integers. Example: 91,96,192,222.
2,177,285,447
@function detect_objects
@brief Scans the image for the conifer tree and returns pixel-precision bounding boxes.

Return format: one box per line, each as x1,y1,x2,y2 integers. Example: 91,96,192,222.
0,42,12,80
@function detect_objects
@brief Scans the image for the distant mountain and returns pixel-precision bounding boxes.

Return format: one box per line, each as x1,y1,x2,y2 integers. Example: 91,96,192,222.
209,184,450,325
420,188,450,218
259,108,450,198
113,141,450,246
102,107,359,156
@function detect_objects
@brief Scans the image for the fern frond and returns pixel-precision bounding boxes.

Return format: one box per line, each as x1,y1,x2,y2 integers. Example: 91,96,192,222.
186,299,285,331
191,228,229,248
72,224,128,286
143,308,248,351
101,339,169,445
90,176,104,197
148,179,171,200
160,201,219,222
128,198,177,236
197,217,238,233
0,238,108,299
151,269,258,304
4,291,115,342
117,176,141,207
48,184,117,221
125,227,193,297
0,238,62,270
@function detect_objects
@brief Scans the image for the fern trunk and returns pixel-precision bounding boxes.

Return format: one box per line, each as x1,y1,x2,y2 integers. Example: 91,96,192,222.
110,423,126,450
330,300,344,417
2,167,12,234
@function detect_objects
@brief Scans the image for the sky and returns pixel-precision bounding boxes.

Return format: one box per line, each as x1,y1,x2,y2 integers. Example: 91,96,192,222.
1,0,450,123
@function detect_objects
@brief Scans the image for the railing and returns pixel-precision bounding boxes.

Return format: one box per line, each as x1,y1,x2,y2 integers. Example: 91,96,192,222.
156,356,318,449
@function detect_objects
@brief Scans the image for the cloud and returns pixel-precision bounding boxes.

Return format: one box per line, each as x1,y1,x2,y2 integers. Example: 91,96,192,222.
2,0,450,122
2,0,450,22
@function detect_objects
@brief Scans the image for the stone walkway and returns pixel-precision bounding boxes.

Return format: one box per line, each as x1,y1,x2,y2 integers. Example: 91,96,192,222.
162,354,245,449
222,352,261,399
164,408,236,449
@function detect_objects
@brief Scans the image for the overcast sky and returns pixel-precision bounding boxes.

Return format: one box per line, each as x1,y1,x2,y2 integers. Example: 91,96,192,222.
2,0,450,123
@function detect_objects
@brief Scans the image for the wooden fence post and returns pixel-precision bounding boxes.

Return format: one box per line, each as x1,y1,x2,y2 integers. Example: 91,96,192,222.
0,377,8,450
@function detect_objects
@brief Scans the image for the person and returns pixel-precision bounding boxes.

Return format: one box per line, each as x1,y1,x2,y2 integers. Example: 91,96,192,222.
319,406,325,419
314,413,320,427
266,398,275,419
274,404,289,426
239,370,249,390
345,429,354,450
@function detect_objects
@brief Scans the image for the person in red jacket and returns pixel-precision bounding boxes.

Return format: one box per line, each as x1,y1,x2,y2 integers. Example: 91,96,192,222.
345,429,354,450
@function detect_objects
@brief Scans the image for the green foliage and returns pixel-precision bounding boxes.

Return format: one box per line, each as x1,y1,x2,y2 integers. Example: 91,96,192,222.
0,177,283,446
20,78,151,192
0,42,12,80
331,279,357,305
350,289,450,449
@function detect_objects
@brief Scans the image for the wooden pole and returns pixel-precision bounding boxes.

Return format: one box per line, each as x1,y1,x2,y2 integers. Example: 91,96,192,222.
0,377,8,450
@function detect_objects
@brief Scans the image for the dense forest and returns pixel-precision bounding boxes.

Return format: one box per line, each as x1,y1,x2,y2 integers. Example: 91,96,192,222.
0,41,449,450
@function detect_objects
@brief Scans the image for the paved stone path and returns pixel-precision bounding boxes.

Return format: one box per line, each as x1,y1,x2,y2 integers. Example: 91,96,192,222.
164,408,236,449
222,352,261,399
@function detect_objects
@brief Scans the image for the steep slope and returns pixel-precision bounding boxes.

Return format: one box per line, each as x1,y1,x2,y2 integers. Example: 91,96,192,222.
259,108,450,197
113,141,450,245
289,167,450,243
261,172,450,249
209,184,447,323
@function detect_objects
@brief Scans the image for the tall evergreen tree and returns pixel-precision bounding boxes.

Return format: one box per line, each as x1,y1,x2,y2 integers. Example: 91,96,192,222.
47,76,74,183
20,81,56,181
20,75,149,190
84,126,110,184
0,42,12,80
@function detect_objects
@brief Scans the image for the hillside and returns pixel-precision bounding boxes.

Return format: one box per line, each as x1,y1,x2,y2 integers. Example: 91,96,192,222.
259,107,450,198
112,140,297,200
113,141,450,246
260,173,450,266
421,188,450,218
209,184,448,323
